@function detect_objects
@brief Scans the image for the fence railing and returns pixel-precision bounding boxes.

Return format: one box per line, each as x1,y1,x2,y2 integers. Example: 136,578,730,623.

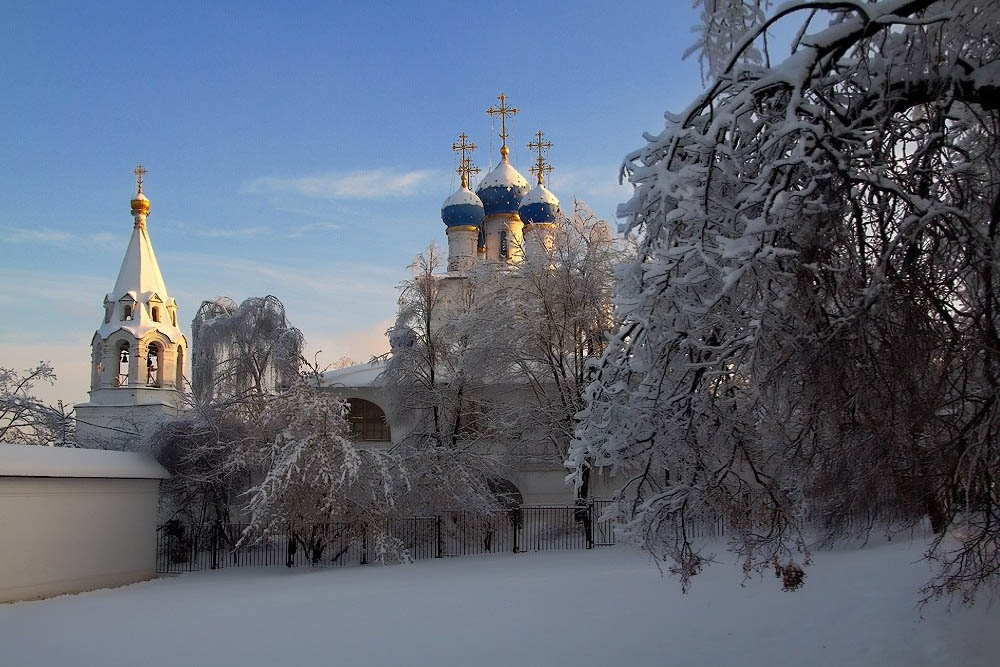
156,504,622,574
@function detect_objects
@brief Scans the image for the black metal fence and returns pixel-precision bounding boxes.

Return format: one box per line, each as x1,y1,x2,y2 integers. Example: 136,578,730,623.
156,504,621,574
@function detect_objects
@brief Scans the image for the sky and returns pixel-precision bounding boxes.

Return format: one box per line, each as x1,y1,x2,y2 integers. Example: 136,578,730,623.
0,0,705,407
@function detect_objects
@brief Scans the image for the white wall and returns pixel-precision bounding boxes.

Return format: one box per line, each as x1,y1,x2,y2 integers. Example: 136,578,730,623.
0,445,167,603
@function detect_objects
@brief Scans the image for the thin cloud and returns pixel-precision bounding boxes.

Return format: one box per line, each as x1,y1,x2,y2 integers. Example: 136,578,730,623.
244,168,440,200
179,222,342,240
285,222,343,238
186,225,271,239
0,226,73,244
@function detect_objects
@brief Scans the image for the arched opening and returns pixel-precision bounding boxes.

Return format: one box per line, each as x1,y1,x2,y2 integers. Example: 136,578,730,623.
171,310,177,326
122,304,133,321
151,306,160,322
175,346,184,389
487,478,523,511
146,343,161,387
346,398,391,441
116,342,130,386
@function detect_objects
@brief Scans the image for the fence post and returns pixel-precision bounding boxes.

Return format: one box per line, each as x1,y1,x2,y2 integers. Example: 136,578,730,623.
436,515,443,558
586,502,594,549
211,523,219,570
511,509,519,554
360,524,369,565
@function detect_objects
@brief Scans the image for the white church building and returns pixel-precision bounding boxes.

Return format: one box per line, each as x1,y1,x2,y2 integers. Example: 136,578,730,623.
76,97,609,505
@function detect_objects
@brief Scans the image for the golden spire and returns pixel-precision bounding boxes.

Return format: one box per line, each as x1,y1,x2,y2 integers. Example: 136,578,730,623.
451,133,479,188
133,163,147,194
486,93,518,161
528,130,553,186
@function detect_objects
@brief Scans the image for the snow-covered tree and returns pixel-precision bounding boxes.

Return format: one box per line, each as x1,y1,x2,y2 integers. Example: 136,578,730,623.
488,202,623,501
571,0,1000,601
378,244,503,514
233,377,408,564
0,363,75,446
149,295,305,526
191,295,304,406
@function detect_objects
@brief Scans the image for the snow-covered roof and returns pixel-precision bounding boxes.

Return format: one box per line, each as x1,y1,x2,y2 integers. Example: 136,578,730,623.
320,361,388,389
443,187,484,209
521,183,559,207
96,222,184,344
0,443,170,479
477,159,529,191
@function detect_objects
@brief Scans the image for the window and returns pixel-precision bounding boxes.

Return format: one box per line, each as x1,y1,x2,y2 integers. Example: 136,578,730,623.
175,346,184,388
500,230,508,259
171,310,177,326
146,344,160,386
347,398,391,441
151,306,160,322
122,304,133,321
116,343,130,386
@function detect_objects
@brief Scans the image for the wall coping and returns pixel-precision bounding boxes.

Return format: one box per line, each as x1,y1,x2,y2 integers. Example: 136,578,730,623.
0,443,169,479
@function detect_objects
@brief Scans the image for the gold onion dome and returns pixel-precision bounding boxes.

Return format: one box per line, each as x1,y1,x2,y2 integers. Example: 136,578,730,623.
130,191,150,216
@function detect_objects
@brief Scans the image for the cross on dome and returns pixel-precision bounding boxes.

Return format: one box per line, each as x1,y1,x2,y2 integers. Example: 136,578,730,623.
528,130,553,186
486,93,518,160
133,164,147,194
451,133,480,188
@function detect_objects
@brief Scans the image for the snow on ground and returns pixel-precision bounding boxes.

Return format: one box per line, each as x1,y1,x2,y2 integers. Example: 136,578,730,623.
2,539,998,667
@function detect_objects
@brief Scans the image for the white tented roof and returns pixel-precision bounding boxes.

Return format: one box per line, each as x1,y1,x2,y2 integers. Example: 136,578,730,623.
96,222,184,344
0,444,170,479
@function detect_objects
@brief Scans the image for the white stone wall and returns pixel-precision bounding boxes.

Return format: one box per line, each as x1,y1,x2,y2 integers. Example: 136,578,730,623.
0,446,168,603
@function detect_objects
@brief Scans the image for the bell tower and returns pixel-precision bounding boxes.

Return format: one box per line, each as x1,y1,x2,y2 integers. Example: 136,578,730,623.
75,165,187,447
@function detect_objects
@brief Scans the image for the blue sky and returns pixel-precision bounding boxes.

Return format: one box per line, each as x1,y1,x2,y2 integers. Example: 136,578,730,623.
0,0,704,406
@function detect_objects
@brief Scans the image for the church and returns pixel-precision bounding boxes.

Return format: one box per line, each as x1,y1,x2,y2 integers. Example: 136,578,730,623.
76,94,607,505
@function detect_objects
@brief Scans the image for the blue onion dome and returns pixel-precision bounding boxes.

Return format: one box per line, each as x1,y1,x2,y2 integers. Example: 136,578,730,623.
519,183,560,224
476,153,529,216
441,186,485,227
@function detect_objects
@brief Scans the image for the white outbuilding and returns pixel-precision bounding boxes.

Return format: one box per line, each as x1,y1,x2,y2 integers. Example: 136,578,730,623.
0,444,169,603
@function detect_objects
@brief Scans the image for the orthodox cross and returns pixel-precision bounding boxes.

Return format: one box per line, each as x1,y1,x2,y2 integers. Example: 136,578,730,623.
486,93,518,157
528,130,553,185
451,133,479,187
133,164,147,193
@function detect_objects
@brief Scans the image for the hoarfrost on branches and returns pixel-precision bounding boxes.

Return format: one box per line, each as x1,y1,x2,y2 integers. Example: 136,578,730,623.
571,0,1000,602
0,363,75,446
191,295,304,405
378,244,502,515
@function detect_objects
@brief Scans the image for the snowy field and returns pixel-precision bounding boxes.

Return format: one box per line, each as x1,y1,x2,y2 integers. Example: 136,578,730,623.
2,539,998,667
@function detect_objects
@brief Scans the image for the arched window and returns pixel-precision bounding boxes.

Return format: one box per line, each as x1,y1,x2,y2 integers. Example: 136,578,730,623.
175,346,184,389
116,342,130,386
171,310,177,326
347,398,391,441
122,304,133,321
146,343,161,387
151,306,160,322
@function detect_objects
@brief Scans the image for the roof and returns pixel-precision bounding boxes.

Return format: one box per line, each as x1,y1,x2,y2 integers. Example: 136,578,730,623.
0,443,170,479
320,361,388,389
477,159,529,191
96,222,185,344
